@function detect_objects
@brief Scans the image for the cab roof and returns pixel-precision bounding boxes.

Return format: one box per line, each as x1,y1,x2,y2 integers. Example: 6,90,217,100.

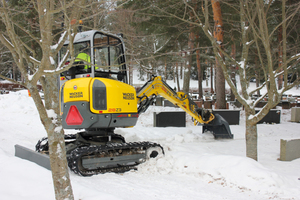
64,30,122,45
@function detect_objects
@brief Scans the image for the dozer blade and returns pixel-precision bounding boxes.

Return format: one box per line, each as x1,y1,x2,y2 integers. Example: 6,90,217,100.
15,144,51,170
202,114,234,139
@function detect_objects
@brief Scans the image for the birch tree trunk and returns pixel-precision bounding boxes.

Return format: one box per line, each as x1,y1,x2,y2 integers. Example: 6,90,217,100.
31,74,74,199
0,0,90,199
245,110,258,160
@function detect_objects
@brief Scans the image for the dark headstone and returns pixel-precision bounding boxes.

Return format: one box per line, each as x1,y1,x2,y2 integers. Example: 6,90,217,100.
256,109,281,124
212,110,240,125
154,111,186,127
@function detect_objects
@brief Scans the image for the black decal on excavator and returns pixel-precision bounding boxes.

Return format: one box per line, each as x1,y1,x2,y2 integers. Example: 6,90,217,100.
123,93,134,100
69,92,83,98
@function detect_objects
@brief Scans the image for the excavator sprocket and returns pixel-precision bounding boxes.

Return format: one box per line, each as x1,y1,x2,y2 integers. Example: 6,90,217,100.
68,142,164,176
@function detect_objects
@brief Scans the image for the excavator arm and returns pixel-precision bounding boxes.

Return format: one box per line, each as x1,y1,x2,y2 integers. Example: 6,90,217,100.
136,76,233,139
137,76,214,125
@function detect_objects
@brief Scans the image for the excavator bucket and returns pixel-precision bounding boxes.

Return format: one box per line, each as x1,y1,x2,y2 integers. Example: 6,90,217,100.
202,114,234,139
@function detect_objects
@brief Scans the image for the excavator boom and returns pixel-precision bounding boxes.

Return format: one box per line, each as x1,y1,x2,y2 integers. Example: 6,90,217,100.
137,76,233,139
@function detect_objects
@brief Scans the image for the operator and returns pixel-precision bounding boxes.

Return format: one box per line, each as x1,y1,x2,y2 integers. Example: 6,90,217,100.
75,51,91,72
75,50,99,72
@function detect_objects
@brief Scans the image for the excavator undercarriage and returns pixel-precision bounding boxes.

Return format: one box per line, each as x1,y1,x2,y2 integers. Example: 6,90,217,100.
35,130,164,176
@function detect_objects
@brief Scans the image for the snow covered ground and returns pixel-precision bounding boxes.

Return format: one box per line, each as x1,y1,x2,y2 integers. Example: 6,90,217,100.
0,78,300,200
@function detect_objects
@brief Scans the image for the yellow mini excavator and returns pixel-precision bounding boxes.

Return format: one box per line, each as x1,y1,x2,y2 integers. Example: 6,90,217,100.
17,30,233,176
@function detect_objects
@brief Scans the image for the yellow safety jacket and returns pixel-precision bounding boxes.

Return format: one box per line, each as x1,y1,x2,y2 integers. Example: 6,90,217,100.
75,53,91,70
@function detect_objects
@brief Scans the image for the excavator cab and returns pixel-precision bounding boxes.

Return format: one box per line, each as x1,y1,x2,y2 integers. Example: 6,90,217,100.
58,31,139,132
59,30,128,85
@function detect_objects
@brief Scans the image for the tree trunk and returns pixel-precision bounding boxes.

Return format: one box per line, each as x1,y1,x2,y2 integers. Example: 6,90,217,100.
254,55,261,97
256,73,260,97
183,55,191,93
211,64,214,94
212,0,226,109
278,25,283,90
129,57,133,85
31,74,74,200
12,62,16,81
230,70,236,101
245,110,258,160
176,61,180,91
183,2,196,94
282,0,287,89
164,57,167,80
183,29,194,94
174,63,176,83
215,61,226,108
230,43,236,101
180,62,183,80
196,44,203,99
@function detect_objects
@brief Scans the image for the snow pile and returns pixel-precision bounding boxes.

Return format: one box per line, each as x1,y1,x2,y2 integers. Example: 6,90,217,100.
139,153,298,197
1,89,300,200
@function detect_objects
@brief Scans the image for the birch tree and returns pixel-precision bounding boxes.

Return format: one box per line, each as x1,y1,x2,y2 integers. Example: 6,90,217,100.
156,0,300,160
194,0,300,160
0,0,86,199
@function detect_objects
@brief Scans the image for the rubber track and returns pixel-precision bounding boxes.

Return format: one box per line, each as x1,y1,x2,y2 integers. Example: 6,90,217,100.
67,142,164,176
35,134,76,152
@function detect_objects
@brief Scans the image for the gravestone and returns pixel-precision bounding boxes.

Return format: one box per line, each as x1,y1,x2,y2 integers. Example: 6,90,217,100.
256,110,281,124
280,139,300,161
212,110,240,125
154,111,186,127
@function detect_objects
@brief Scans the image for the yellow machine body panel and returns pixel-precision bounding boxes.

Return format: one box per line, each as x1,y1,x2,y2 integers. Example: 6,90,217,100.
63,77,92,103
62,77,137,114
60,77,138,129
90,78,138,114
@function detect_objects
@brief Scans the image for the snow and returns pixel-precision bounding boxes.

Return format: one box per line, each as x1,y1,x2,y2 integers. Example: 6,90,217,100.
49,56,55,65
1,79,300,200
239,60,245,69
57,49,69,70
291,53,300,59
29,56,41,64
51,31,67,50
2,34,14,47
